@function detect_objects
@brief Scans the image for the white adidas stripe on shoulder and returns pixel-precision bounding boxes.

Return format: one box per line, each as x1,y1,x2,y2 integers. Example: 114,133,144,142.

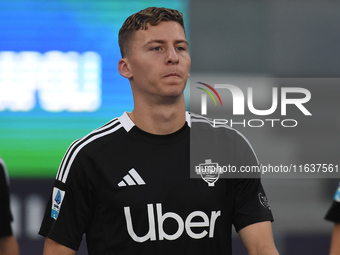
189,112,259,164
56,118,122,183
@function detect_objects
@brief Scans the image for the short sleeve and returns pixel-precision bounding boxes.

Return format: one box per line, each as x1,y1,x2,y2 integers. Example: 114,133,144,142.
39,150,96,251
231,133,273,232
0,159,14,238
232,178,274,232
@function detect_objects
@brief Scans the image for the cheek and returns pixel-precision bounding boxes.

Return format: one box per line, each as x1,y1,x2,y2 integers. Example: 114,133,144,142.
181,55,191,70
130,61,149,78
187,56,191,67
133,66,157,85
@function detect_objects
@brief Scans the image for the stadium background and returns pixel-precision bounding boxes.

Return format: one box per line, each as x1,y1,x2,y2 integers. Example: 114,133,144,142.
1,0,339,254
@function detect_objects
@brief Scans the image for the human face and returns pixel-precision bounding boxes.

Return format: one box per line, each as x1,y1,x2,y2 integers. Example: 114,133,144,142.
123,21,191,104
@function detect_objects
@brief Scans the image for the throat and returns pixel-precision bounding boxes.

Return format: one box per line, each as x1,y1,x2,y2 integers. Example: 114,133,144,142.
128,107,186,135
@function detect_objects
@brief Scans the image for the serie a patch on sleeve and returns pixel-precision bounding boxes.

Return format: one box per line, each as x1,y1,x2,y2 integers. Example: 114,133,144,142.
51,187,65,220
333,183,340,203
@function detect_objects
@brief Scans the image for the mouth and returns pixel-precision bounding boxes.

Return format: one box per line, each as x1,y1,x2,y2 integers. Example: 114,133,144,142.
163,73,181,78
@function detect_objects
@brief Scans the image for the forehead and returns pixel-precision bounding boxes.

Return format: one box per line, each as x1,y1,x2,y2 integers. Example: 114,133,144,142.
133,21,187,45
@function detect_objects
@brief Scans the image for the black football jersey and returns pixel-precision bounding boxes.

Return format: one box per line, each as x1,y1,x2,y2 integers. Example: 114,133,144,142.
39,112,273,254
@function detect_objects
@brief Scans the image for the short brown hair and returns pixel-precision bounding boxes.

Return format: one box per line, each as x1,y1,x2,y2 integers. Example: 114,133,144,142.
118,7,185,57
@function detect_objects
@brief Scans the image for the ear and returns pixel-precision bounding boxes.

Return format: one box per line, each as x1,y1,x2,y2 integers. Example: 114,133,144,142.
118,58,133,79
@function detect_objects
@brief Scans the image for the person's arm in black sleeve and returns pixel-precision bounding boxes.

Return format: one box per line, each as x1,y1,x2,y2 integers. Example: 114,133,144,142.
0,159,19,255
232,134,279,255
39,148,96,254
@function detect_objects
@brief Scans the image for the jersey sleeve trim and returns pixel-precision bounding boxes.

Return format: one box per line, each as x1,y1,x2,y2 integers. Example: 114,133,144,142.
56,118,122,183
234,217,274,233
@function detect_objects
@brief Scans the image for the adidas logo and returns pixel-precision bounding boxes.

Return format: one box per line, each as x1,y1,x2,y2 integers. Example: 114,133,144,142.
118,168,146,187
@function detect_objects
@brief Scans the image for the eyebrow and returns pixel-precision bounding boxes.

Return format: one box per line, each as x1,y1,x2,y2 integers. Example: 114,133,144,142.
143,39,189,48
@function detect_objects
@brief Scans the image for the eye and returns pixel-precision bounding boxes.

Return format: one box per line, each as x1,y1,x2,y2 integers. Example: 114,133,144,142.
177,47,185,51
152,47,161,51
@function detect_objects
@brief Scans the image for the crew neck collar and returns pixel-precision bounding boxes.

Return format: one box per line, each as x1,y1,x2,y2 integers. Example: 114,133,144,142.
118,111,190,145
118,111,191,133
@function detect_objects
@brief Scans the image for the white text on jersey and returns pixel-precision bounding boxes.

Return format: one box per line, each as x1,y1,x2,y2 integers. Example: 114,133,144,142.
124,203,221,242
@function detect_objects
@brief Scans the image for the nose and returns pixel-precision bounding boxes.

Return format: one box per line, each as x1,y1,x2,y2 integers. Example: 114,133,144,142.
166,46,179,64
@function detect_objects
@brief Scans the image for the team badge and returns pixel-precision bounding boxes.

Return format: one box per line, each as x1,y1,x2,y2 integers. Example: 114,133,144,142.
51,187,65,219
258,193,271,210
195,159,220,187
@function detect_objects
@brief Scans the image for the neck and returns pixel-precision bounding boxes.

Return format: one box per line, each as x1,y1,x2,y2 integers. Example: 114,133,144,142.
129,95,186,135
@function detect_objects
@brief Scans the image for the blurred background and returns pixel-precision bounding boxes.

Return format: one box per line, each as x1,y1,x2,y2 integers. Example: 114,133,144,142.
1,0,339,254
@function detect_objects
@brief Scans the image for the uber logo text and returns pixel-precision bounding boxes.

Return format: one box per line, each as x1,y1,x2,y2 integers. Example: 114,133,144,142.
124,203,221,242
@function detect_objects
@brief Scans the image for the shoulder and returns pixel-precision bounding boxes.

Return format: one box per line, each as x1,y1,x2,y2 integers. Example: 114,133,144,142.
190,112,237,132
0,158,9,186
189,112,250,142
56,113,133,183
71,112,135,154
81,117,126,150
188,112,258,164
0,157,6,170
70,118,122,155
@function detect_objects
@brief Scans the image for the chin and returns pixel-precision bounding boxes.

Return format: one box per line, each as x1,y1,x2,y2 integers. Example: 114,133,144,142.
164,91,186,101
166,85,185,94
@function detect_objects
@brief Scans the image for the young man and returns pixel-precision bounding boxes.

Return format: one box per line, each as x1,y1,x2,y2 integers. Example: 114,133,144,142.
325,182,340,255
0,158,19,255
39,7,279,255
